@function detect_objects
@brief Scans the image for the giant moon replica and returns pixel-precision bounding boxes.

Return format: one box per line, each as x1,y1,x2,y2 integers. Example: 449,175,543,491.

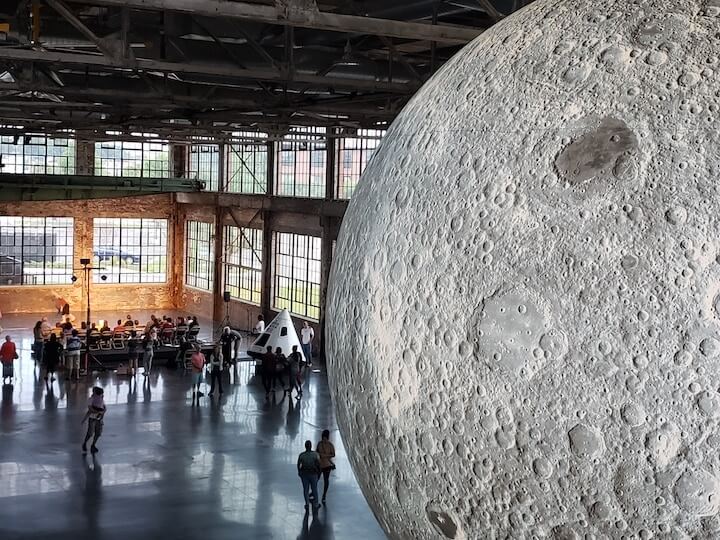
326,0,720,538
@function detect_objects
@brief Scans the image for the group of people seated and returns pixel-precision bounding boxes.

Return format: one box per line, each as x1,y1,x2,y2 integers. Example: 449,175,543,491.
34,313,201,347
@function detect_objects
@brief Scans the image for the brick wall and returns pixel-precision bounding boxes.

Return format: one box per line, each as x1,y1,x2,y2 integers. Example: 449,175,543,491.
0,194,177,314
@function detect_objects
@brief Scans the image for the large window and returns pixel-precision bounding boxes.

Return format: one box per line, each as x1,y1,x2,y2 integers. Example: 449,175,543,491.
335,129,385,199
0,134,76,175
185,221,214,291
0,217,74,286
95,140,169,177
93,218,168,283
223,226,262,305
273,232,321,320
275,127,326,198
188,144,219,191
227,133,268,194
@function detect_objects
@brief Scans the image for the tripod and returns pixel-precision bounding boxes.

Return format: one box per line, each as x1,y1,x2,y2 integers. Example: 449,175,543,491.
215,299,232,339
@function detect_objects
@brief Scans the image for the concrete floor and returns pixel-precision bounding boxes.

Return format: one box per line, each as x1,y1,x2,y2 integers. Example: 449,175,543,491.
0,312,385,540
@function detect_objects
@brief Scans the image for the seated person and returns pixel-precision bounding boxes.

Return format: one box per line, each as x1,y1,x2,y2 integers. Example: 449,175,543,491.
162,317,175,330
123,315,134,328
177,316,186,327
100,321,111,333
188,316,199,329
113,319,126,333
61,317,73,333
89,322,100,335
133,319,140,327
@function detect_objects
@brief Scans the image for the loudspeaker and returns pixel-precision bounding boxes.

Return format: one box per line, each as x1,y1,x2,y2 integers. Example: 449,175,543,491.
80,258,91,265
223,291,231,303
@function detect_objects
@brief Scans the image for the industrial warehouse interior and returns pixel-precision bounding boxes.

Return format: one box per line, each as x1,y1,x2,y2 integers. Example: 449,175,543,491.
7,1,711,539
0,1,510,539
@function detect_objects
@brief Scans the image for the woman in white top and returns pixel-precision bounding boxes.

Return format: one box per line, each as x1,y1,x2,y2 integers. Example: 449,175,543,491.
253,315,265,335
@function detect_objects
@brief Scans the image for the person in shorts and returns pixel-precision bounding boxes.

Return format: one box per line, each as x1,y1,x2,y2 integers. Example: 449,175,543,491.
82,387,106,453
190,343,205,406
65,329,82,381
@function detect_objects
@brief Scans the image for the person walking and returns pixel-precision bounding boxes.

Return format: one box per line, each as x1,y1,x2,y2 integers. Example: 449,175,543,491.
261,345,276,398
301,321,314,366
190,343,206,405
297,440,321,511
65,329,82,381
208,343,224,397
316,430,336,504
43,333,63,382
81,387,106,453
0,335,18,383
142,329,158,376
286,345,303,398
32,320,44,363
127,330,139,376
274,347,287,393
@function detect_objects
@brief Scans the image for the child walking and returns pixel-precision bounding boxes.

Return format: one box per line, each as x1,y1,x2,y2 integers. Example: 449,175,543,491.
82,387,106,453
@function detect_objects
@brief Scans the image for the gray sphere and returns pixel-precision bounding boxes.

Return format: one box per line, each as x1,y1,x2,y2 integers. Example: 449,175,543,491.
327,0,720,538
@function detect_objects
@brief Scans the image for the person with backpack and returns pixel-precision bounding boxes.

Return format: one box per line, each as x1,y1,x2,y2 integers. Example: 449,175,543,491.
297,440,321,511
286,345,303,398
0,335,18,384
190,343,206,405
65,329,82,382
274,346,287,393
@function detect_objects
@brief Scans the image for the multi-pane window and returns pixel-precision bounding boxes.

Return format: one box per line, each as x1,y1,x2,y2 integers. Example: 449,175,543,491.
275,127,326,198
227,133,268,194
0,134,76,175
0,217,74,286
185,221,214,291
93,218,168,283
273,232,321,320
95,140,169,177
188,144,219,191
223,226,262,305
335,129,385,199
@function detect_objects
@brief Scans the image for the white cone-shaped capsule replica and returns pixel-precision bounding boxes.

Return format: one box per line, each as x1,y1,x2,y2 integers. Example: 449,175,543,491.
248,309,305,362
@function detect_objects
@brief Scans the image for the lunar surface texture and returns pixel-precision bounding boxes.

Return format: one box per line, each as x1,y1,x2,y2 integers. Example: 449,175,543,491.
326,0,720,538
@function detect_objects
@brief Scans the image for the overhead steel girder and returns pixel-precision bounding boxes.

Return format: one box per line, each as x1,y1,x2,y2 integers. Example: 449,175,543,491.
0,47,415,93
0,173,203,201
63,0,484,44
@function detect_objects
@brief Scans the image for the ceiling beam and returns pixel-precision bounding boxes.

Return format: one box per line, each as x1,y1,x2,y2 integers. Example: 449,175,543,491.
62,0,483,44
0,47,415,93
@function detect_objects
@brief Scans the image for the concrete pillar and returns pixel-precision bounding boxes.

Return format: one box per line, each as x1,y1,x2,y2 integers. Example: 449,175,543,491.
325,130,336,200
75,139,95,175
170,144,187,178
318,216,335,361
260,211,273,319
212,209,225,331
266,140,275,196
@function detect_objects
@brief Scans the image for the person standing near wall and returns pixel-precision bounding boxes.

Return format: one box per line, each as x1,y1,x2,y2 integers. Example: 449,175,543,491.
316,430,336,504
300,321,314,366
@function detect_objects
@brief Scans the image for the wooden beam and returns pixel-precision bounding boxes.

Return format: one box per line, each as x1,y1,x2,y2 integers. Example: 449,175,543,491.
64,0,484,44
0,48,416,93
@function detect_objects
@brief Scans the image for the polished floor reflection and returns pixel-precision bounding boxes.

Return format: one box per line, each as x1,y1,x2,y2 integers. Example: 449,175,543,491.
0,313,385,540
